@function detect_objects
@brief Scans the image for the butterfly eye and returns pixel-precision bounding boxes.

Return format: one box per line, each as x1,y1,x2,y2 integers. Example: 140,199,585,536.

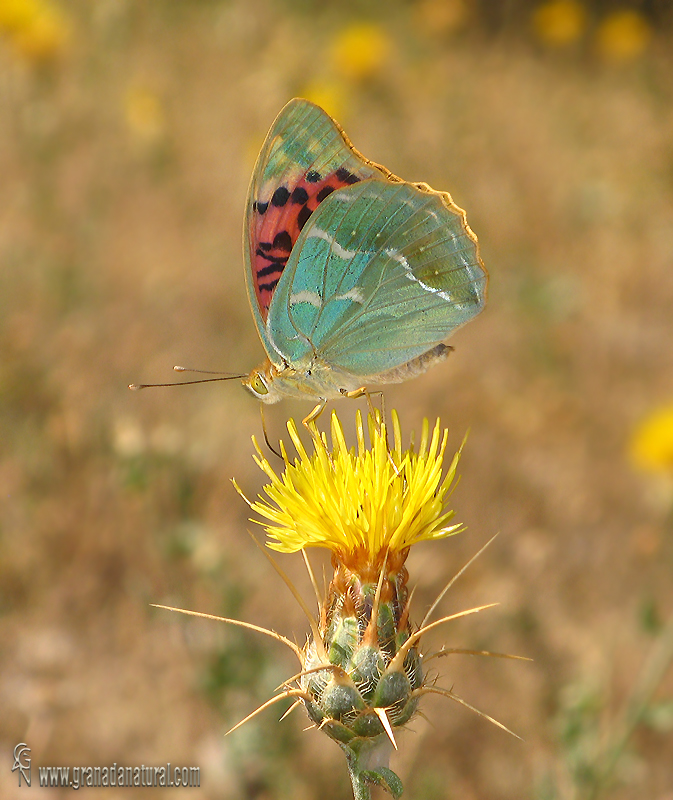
249,371,269,397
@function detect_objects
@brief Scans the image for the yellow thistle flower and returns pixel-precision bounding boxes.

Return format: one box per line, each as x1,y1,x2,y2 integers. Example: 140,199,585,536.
231,410,520,798
159,410,521,799
236,410,463,571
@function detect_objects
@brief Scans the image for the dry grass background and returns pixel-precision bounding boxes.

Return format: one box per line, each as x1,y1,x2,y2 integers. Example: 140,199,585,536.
1,1,673,798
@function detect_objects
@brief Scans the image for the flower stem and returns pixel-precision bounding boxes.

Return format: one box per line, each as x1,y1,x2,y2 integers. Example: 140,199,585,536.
340,738,403,800
342,741,375,800
345,751,372,800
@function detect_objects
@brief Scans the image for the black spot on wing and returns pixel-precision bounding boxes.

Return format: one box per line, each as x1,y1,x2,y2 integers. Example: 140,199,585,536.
336,168,360,185
291,187,309,204
254,201,269,215
271,187,290,207
317,185,335,202
306,170,321,182
297,205,312,231
273,230,292,251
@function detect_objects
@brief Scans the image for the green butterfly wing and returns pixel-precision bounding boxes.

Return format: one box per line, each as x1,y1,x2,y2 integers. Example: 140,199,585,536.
243,99,386,358
265,179,486,377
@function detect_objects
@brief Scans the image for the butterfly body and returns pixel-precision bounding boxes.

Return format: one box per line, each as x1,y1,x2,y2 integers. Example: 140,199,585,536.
246,343,453,404
241,99,487,404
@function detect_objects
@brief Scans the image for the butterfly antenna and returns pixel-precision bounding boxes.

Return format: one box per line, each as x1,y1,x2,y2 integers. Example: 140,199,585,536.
129,366,246,391
173,365,241,376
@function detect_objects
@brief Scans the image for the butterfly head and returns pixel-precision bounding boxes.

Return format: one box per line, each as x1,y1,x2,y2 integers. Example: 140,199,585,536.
242,361,284,404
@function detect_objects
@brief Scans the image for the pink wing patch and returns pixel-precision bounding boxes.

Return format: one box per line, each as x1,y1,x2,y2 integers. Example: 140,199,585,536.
250,168,362,321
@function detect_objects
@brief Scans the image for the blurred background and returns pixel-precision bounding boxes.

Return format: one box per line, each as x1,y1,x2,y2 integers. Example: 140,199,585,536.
1,1,673,798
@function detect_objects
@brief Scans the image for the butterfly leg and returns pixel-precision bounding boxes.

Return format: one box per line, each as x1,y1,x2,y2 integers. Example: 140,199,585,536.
339,386,376,422
302,399,328,428
340,386,367,401
339,388,398,471
340,387,385,431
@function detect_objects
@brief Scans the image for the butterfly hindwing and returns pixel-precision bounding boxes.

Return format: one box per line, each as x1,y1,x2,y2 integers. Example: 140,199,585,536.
244,99,387,356
266,179,486,376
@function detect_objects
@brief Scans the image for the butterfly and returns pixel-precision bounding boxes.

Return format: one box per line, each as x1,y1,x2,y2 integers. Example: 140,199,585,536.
242,99,487,417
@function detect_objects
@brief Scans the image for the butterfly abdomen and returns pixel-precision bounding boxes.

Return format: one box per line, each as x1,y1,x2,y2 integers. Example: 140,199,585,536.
367,344,453,385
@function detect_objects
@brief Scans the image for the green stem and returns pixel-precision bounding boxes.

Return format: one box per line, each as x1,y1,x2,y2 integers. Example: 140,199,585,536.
341,740,375,800
340,737,396,800
344,747,372,800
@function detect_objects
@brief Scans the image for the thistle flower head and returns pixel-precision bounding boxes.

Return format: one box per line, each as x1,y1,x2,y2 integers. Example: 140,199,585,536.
232,411,468,788
238,409,463,576
228,411,515,798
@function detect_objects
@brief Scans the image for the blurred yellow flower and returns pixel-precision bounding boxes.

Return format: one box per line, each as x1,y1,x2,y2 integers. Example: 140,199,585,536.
532,0,587,48
0,0,70,62
300,80,348,123
0,0,36,30
595,10,651,63
415,0,469,37
124,85,166,143
330,22,391,82
629,405,673,474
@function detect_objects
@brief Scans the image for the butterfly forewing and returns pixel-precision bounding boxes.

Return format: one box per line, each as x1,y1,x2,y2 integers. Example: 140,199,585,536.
267,180,486,376
244,99,386,354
